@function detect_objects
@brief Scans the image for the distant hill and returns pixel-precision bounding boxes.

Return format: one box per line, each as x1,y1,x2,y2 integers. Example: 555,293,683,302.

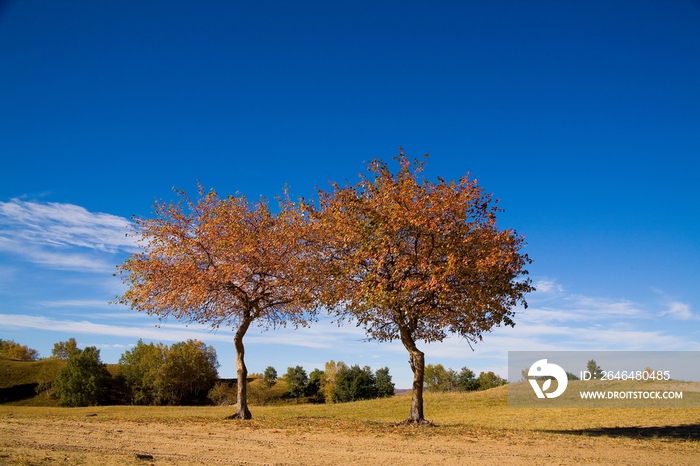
0,355,64,405
0,356,126,406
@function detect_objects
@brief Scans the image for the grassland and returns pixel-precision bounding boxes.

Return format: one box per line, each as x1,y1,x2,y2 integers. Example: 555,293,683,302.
2,357,699,464
2,386,699,465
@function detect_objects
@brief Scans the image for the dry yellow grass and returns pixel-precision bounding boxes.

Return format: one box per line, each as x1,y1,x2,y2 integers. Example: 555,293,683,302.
1,386,699,465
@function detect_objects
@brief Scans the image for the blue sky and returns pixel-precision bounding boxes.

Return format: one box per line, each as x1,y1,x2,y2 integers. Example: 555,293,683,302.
1,1,699,388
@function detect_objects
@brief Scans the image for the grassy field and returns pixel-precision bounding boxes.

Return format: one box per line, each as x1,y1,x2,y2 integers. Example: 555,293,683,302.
2,357,699,464
3,385,699,434
2,387,699,465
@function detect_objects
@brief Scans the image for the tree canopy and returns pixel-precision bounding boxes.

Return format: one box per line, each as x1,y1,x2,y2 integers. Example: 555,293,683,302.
51,338,79,360
117,186,321,419
117,150,532,423
54,346,110,407
316,152,533,422
263,366,278,388
0,339,39,361
284,365,308,401
118,339,219,406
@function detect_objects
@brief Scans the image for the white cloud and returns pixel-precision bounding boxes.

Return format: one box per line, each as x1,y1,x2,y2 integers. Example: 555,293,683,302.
652,289,698,321
533,279,564,293
0,199,136,272
38,300,116,309
0,313,369,350
92,343,134,349
568,295,644,317
518,296,646,326
0,199,135,252
0,313,230,343
0,238,114,272
413,287,700,364
662,301,697,321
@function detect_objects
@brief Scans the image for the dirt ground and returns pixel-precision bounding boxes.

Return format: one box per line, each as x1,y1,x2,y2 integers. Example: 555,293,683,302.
1,415,699,465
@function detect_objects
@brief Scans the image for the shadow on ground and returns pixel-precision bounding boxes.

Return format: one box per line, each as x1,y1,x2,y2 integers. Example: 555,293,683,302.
546,424,700,441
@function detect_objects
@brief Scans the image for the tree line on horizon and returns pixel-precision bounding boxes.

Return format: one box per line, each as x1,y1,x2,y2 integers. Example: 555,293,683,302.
0,339,39,361
423,364,507,392
3,337,403,407
3,336,511,408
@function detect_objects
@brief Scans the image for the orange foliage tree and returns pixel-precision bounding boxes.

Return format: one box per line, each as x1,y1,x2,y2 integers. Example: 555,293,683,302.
316,152,533,423
116,186,319,419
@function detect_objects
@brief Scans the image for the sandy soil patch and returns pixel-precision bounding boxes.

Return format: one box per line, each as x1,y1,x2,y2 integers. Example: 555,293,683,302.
1,414,699,465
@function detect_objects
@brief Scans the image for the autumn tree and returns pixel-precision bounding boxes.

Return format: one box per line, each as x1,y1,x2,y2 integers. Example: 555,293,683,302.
117,186,321,419
316,152,533,423
0,339,39,361
320,360,348,404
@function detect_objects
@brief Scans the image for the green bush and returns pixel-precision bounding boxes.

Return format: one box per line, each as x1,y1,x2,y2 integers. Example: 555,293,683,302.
457,367,479,391
161,340,219,404
334,365,377,402
321,360,348,404
54,347,111,406
263,366,278,388
424,364,458,392
208,381,237,406
375,367,394,397
284,365,308,401
247,378,289,405
119,339,219,405
306,368,325,402
426,364,505,392
476,371,507,390
118,340,165,405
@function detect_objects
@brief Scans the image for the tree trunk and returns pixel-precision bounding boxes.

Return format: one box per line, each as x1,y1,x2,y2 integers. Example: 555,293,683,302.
399,325,425,423
228,316,253,420
407,347,425,423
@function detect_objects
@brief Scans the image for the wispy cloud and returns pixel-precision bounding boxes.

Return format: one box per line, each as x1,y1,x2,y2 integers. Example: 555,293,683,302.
93,343,135,349
0,313,368,350
518,295,646,326
413,287,700,363
0,238,114,272
533,279,564,293
0,199,135,272
0,199,135,252
0,314,215,343
662,301,697,321
653,288,698,321
38,300,116,309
